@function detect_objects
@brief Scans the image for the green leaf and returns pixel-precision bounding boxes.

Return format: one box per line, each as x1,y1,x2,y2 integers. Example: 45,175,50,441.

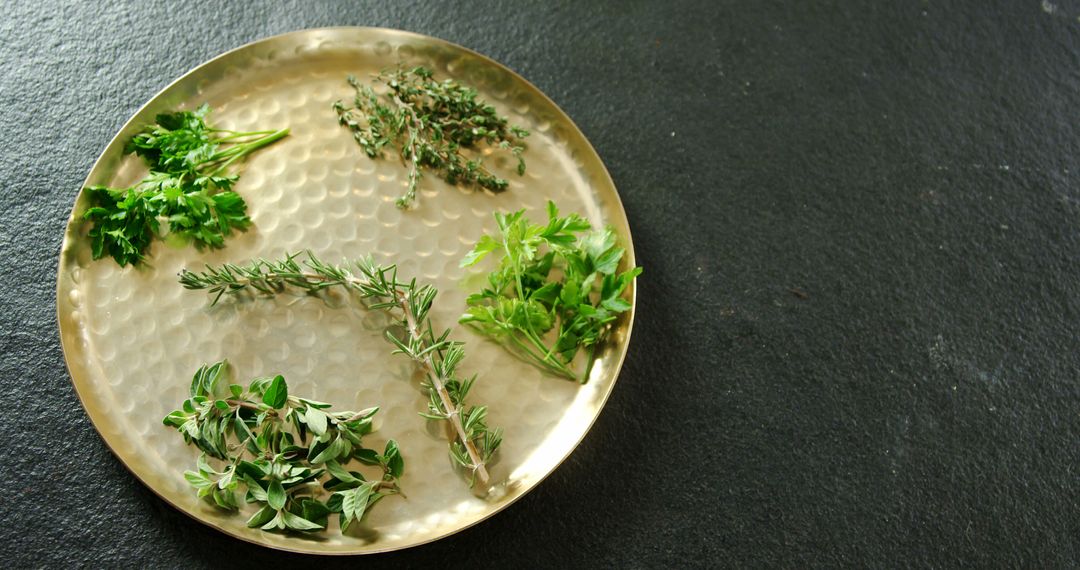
196,454,215,475
183,470,212,490
459,205,640,383
162,410,188,428
267,480,286,510
326,493,344,513
384,439,405,479
211,488,238,510
304,407,327,436
339,483,374,522
601,296,632,312
593,245,624,276
337,66,528,208
262,375,288,409
236,460,268,479
245,505,276,528
325,460,361,484
166,361,409,535
353,448,380,466
301,499,331,529
580,229,616,262
244,476,268,502
261,510,287,531
247,376,274,395
283,511,324,531
339,512,354,534
310,436,348,465
461,234,500,267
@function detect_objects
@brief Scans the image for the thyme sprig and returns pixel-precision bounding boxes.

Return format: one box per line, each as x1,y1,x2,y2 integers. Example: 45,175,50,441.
461,201,641,383
83,104,289,266
163,361,403,534
178,252,502,489
333,66,530,209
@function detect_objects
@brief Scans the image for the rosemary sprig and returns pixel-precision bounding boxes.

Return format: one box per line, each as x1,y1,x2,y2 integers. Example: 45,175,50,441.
163,360,403,534
83,104,289,266
333,66,530,209
178,252,502,489
460,201,641,383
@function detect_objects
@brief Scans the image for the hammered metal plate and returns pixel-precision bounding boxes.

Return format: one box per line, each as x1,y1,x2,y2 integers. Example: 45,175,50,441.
56,28,635,555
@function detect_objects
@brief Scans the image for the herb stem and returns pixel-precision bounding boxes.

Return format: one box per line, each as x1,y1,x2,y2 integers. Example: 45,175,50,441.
389,95,425,209
394,288,490,487
507,334,573,379
207,128,290,177
226,399,269,413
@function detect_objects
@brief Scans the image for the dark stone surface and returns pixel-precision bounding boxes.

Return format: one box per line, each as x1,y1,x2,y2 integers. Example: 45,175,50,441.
4,0,1080,566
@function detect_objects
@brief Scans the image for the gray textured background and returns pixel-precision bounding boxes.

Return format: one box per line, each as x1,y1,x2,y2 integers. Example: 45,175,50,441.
4,0,1080,567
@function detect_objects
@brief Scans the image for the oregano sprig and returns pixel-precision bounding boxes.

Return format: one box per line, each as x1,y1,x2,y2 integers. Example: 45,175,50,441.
178,252,502,489
163,360,404,534
333,66,530,209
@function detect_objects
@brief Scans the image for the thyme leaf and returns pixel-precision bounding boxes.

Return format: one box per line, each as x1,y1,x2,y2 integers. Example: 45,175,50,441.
333,66,529,209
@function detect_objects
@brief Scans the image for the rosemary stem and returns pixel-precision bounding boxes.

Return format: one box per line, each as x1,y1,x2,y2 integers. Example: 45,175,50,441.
395,289,491,488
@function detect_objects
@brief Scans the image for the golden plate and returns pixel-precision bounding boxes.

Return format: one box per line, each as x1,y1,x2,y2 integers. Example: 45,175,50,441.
56,27,635,555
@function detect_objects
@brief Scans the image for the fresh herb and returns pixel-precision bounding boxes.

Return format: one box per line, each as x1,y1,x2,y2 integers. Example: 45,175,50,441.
460,201,641,383
163,360,403,534
178,252,502,489
333,66,530,209
83,104,289,266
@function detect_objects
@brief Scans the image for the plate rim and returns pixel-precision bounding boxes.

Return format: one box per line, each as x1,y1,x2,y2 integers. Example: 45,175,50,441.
55,26,637,555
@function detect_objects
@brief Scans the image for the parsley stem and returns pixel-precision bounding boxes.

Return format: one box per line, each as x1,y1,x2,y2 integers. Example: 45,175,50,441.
519,329,576,379
506,334,575,379
582,346,596,385
501,235,578,381
212,129,279,139
207,128,290,177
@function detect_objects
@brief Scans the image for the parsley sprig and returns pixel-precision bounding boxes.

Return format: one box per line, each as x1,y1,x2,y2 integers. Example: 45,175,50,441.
163,361,403,534
333,66,530,209
460,202,641,383
178,252,502,489
83,104,288,266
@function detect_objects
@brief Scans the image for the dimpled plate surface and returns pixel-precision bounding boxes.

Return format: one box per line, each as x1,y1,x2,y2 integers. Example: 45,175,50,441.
56,28,635,555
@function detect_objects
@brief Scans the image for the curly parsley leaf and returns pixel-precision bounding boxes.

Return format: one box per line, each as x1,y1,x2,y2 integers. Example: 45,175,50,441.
83,104,288,266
